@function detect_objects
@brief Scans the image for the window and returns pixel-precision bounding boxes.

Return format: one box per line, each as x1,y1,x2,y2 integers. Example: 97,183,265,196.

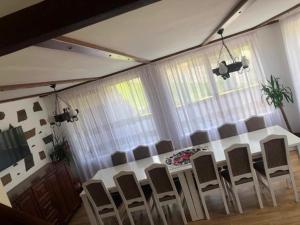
164,60,212,107
115,78,151,116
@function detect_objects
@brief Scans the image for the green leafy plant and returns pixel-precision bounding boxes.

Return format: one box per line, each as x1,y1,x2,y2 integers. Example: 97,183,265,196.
261,75,294,131
50,128,69,163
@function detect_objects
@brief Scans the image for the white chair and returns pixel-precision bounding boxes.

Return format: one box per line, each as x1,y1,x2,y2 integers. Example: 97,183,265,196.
190,150,229,219
221,144,263,214
113,171,154,225
145,163,187,225
83,180,123,225
254,135,299,207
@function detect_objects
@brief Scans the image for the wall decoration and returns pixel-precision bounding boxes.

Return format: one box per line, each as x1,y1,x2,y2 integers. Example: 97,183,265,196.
17,109,28,122
1,173,12,186
39,151,46,160
0,97,52,192
33,101,43,112
40,119,47,126
43,134,53,144
24,128,36,140
24,154,34,171
0,111,5,120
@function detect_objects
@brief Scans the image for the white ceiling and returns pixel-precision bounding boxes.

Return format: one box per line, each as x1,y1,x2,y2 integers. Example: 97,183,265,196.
221,0,300,37
0,0,300,102
66,0,239,60
0,83,79,101
0,0,44,18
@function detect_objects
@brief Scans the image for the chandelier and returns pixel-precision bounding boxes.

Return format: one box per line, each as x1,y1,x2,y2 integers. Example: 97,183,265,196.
212,28,249,80
48,84,79,127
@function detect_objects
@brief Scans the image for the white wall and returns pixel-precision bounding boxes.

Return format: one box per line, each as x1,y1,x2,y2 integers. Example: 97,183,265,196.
255,23,300,132
0,97,53,192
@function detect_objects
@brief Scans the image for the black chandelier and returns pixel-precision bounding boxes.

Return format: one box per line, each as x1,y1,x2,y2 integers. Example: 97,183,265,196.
212,28,249,80
48,84,79,127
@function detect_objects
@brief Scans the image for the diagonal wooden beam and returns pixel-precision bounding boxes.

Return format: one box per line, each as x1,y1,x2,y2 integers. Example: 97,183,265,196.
0,78,97,92
0,0,159,57
47,36,150,63
200,0,250,46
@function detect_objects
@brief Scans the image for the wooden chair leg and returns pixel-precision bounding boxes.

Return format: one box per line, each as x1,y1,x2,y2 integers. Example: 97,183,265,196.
115,211,123,225
127,211,135,225
220,188,230,215
253,174,264,209
145,204,154,225
266,177,277,207
176,197,187,224
199,193,210,220
232,186,243,214
289,173,299,202
156,203,168,225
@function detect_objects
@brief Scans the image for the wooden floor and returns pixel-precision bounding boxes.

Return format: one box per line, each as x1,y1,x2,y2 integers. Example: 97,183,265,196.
69,151,300,225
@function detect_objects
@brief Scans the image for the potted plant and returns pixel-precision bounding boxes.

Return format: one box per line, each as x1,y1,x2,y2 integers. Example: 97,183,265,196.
50,128,70,163
261,75,294,132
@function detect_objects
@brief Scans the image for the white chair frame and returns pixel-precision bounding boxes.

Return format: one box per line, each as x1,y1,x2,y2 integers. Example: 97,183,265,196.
190,150,229,220
223,144,263,214
145,163,187,225
83,180,123,225
113,171,154,225
256,135,299,207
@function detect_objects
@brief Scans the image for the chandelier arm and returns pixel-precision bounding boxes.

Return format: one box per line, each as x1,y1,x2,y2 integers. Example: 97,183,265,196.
221,33,235,63
217,44,224,64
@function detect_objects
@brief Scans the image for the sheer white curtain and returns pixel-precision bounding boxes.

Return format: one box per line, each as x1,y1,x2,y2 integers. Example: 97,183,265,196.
60,70,160,179
150,34,283,147
281,13,300,112
59,33,283,180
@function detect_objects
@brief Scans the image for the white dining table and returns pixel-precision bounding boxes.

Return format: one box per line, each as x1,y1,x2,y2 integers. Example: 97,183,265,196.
81,125,300,225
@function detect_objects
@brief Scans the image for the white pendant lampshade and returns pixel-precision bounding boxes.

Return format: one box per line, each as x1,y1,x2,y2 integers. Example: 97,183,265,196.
218,62,228,75
241,56,249,68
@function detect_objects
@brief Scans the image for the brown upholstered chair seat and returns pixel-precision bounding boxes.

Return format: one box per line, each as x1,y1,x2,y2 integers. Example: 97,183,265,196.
254,161,289,178
221,169,253,185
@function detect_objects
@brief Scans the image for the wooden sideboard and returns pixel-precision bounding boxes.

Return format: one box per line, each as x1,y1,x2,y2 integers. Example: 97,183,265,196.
8,162,81,225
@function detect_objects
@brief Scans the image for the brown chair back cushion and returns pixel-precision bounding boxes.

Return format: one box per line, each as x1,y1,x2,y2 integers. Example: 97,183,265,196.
193,154,217,183
155,140,174,155
116,174,141,200
190,130,209,146
133,145,151,160
111,151,127,166
86,182,111,207
264,138,288,169
148,167,173,194
227,147,251,176
218,124,238,139
245,116,266,132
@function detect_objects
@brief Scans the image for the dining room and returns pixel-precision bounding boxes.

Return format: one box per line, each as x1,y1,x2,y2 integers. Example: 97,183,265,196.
2,1,300,225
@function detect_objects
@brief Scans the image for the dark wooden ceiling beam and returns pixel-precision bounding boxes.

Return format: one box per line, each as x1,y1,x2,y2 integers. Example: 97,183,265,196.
0,0,159,57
